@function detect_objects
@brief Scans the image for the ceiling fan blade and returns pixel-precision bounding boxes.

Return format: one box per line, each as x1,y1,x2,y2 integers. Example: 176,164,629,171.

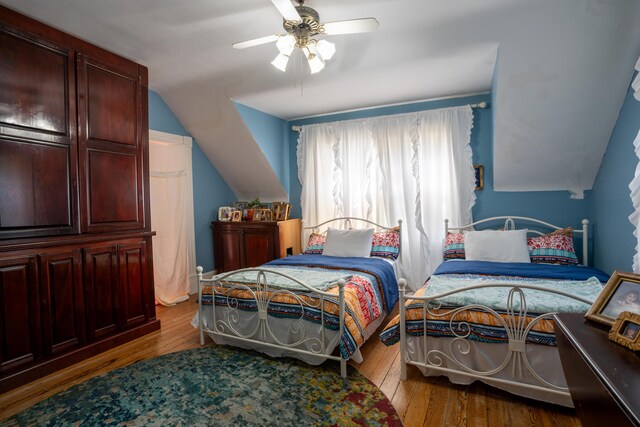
322,18,379,35
270,0,301,21
232,34,279,49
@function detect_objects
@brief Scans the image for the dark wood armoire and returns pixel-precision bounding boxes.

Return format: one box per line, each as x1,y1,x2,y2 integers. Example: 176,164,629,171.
0,6,160,392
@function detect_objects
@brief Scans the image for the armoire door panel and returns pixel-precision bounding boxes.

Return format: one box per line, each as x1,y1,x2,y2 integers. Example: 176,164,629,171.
0,28,69,138
0,256,40,373
118,242,147,328
83,246,119,339
218,229,243,273
243,231,273,268
86,149,139,227
85,63,137,146
0,139,72,235
38,249,84,355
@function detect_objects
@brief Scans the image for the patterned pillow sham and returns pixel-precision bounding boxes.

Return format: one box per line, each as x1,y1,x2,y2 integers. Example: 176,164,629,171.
304,228,401,260
303,233,326,254
370,227,401,260
528,228,578,265
443,232,466,260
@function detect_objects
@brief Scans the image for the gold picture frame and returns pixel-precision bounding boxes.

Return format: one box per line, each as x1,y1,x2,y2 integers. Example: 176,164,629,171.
272,202,291,221
230,210,242,222
474,165,484,190
585,271,640,326
609,311,640,351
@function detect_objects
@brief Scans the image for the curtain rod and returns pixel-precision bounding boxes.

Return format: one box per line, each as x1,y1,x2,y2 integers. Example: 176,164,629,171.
291,102,489,132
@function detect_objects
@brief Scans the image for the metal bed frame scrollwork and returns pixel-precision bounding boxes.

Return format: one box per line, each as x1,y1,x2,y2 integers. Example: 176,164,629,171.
398,216,594,405
197,217,401,378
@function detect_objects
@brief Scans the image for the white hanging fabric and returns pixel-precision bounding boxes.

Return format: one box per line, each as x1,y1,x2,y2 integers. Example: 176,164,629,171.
633,56,640,101
149,138,193,306
628,130,640,273
297,106,475,290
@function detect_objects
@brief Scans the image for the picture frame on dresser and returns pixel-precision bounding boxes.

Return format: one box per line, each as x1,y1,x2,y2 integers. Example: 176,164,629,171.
609,311,640,351
585,271,640,326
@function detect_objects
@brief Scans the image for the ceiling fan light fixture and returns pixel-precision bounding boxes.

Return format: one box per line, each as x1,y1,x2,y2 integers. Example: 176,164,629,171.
276,35,296,55
304,47,325,74
315,39,335,61
271,53,290,72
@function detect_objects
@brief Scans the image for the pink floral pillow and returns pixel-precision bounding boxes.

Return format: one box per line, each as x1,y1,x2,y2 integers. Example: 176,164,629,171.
528,228,578,265
443,233,465,260
370,228,400,260
303,233,326,254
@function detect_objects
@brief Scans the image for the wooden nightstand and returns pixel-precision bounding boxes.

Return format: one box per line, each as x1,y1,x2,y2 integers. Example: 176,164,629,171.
554,313,639,427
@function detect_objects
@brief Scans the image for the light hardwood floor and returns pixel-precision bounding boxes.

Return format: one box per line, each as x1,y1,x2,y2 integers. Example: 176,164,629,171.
0,295,581,426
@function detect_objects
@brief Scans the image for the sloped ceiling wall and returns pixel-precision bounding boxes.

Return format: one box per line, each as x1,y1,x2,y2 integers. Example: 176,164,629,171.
1,0,639,200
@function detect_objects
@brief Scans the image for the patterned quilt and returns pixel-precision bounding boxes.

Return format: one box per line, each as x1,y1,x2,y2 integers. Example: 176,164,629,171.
380,261,608,347
201,255,398,359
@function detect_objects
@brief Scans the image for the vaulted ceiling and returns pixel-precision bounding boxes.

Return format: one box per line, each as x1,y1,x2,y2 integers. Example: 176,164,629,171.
3,0,639,200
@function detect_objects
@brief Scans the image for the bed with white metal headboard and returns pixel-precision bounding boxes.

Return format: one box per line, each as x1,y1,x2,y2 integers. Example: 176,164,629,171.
195,217,402,378
381,216,608,406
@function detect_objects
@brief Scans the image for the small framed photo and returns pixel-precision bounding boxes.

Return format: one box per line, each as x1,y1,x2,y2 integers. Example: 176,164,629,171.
231,210,242,222
272,202,291,221
474,165,484,191
263,209,272,221
609,311,640,351
218,206,232,221
252,209,264,221
585,271,640,326
234,201,246,212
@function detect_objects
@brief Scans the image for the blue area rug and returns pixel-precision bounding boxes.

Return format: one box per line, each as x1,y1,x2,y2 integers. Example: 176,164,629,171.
5,346,402,426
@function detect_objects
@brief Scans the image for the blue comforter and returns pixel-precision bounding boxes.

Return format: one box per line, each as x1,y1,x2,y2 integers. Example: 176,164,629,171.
267,254,399,312
433,260,610,283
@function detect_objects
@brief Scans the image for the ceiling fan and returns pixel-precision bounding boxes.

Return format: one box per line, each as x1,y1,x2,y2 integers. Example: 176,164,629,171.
232,0,379,74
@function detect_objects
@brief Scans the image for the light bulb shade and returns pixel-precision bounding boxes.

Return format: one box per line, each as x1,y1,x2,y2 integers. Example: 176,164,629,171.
276,35,295,55
271,53,289,72
306,53,325,74
316,40,336,60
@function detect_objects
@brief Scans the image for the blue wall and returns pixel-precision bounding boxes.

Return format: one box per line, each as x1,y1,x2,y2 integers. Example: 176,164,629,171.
590,74,640,274
288,94,591,238
149,91,236,272
234,102,289,194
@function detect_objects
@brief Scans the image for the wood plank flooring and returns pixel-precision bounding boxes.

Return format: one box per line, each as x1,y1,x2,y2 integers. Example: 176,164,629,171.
0,295,582,426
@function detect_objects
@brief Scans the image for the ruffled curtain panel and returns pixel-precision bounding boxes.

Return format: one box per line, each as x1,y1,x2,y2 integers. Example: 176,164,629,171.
297,106,475,290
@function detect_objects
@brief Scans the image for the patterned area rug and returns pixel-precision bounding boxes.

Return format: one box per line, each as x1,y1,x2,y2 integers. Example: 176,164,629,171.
6,346,402,426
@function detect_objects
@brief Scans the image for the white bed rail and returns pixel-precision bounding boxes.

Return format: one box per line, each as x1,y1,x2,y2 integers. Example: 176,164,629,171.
398,278,595,400
196,266,348,377
444,216,590,266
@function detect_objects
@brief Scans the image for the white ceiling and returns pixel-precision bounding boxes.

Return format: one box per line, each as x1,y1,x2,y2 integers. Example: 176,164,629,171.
2,0,639,199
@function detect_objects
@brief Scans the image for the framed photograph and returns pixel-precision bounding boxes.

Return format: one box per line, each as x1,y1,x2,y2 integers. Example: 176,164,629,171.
585,271,640,326
474,165,484,190
234,201,246,212
252,209,264,221
218,206,232,221
263,209,272,221
272,202,291,221
231,210,242,222
608,311,640,351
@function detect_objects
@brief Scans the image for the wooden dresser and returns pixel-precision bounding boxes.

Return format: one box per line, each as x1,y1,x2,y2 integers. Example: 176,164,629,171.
0,6,159,392
212,219,302,273
554,313,639,427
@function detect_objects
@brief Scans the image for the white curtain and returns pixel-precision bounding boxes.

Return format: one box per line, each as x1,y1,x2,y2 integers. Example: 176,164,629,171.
149,133,195,306
629,130,640,273
297,106,475,290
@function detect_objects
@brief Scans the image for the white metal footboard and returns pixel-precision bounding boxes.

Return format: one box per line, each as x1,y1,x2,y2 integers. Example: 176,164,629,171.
196,266,348,377
398,279,595,400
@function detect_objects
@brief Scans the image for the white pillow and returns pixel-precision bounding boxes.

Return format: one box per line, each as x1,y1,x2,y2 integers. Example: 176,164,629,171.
464,229,531,263
322,228,374,258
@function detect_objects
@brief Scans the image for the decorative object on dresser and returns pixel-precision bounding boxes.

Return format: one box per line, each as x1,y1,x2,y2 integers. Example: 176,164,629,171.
474,164,484,190
554,313,640,427
211,218,302,273
585,271,640,326
217,206,233,221
0,6,159,393
609,311,640,351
